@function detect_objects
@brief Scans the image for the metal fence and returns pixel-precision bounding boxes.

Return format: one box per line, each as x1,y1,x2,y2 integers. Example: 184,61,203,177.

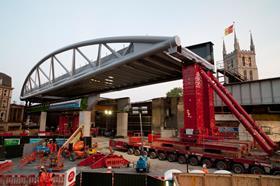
0,174,64,186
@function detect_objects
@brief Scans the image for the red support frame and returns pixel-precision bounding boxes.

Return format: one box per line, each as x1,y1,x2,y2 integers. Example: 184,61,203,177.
181,63,276,155
199,69,275,155
181,64,216,140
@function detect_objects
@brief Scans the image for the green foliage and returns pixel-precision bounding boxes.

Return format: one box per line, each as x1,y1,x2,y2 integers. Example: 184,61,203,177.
166,87,183,97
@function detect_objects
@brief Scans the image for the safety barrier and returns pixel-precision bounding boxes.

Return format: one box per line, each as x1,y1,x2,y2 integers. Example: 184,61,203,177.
0,161,13,174
0,174,65,186
105,156,129,168
52,174,65,186
3,174,28,186
26,175,37,186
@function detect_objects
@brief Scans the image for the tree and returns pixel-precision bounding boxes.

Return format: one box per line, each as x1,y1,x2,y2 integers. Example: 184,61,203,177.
166,87,183,97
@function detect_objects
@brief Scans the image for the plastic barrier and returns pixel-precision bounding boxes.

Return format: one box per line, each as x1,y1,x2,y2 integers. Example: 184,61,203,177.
4,174,27,186
53,174,65,186
105,156,129,168
0,174,65,186
27,174,38,186
0,160,14,174
0,175,5,185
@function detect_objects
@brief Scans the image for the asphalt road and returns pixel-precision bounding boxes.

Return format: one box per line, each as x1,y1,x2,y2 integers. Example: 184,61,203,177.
5,137,216,176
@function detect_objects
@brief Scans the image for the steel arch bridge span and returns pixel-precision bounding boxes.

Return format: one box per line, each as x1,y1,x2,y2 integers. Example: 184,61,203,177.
21,36,213,102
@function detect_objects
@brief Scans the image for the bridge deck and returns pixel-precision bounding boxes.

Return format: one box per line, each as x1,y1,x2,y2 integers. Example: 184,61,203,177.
21,36,213,102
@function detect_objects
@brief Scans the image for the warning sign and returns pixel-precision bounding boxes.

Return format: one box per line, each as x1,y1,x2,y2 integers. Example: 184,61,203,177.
64,167,76,186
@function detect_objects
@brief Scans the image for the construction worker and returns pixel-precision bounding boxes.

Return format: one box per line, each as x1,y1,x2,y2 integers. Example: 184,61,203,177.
47,140,53,153
202,164,209,174
38,166,53,186
107,166,112,173
52,140,57,153
47,139,57,154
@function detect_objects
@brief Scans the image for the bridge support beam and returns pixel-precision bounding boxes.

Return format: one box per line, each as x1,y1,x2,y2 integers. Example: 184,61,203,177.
39,112,47,136
79,111,91,147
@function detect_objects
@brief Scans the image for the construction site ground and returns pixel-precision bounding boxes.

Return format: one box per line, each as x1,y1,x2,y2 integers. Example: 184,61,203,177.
3,137,217,176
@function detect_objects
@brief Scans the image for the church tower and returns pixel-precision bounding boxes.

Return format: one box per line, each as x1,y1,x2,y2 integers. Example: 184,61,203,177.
222,31,259,83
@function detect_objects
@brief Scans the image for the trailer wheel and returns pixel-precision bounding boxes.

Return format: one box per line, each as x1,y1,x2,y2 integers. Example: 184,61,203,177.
149,152,157,159
167,154,177,162
216,160,228,170
134,149,141,156
188,156,199,166
158,152,166,160
231,163,245,174
202,159,212,168
250,166,264,174
141,151,148,156
127,148,134,155
178,155,187,164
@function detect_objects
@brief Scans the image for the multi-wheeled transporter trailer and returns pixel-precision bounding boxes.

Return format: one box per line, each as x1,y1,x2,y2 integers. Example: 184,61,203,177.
110,45,280,175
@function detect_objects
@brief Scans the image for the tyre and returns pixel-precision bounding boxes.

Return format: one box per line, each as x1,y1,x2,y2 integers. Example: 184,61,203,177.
202,159,212,168
167,153,177,162
158,152,166,160
216,160,228,170
178,155,187,164
134,149,141,156
250,166,264,174
231,163,245,174
142,151,148,156
149,151,157,159
146,168,149,173
188,156,199,166
127,148,134,155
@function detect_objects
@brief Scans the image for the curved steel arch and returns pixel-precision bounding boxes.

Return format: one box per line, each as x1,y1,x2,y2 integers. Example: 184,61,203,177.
21,36,213,102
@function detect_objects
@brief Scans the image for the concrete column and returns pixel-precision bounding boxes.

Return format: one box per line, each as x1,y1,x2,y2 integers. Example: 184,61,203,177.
152,98,165,133
79,111,91,137
26,115,30,125
117,112,128,137
87,94,100,128
39,112,47,133
20,108,24,122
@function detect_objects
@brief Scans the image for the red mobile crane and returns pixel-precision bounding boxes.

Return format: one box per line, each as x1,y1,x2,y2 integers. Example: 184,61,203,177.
110,62,280,175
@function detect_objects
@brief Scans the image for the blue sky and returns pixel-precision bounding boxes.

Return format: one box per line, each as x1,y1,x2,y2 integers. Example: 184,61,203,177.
1,0,280,103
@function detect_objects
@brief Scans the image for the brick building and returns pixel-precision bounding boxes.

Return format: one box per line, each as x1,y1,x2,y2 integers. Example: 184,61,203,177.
0,73,12,122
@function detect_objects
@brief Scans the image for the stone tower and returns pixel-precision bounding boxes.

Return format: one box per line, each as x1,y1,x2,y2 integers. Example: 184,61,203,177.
222,31,259,83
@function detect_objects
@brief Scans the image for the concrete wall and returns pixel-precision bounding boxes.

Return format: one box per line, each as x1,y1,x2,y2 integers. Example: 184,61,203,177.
177,97,184,130
152,98,165,133
152,97,179,133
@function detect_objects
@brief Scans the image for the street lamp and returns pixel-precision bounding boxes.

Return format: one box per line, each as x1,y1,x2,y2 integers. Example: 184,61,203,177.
104,109,112,130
